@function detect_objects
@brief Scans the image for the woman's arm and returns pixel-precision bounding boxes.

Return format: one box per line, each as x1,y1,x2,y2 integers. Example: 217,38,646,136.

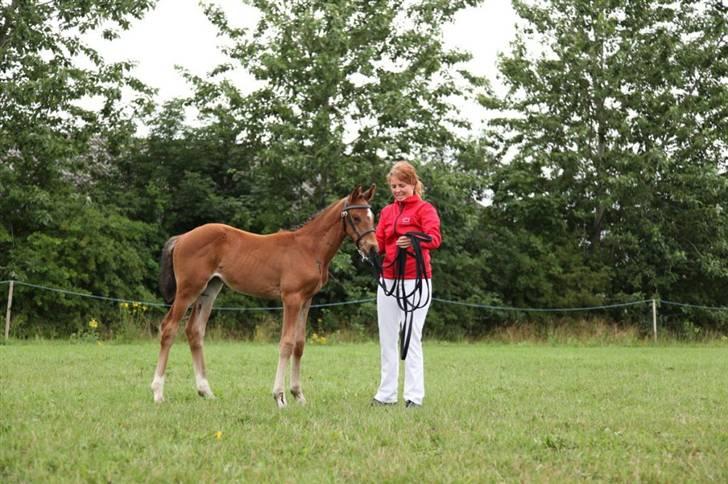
418,203,441,250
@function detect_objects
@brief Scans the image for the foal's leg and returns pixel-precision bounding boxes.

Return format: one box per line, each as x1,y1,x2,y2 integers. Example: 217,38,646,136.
151,294,195,403
290,299,312,404
185,278,223,399
273,296,304,408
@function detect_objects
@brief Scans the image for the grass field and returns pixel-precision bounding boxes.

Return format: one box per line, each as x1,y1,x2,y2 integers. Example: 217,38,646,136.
2,340,728,482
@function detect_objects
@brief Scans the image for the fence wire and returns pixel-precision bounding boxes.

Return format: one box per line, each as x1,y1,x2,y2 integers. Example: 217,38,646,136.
5,279,726,313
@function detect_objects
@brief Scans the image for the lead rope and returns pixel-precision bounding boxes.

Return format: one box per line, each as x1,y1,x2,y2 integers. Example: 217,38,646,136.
376,231,432,360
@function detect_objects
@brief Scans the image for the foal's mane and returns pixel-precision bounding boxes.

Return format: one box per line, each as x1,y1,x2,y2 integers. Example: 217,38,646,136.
289,197,345,231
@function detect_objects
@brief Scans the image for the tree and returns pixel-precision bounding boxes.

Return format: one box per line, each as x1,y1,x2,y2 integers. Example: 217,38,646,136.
485,0,728,328
177,0,486,222
0,0,157,246
0,0,159,332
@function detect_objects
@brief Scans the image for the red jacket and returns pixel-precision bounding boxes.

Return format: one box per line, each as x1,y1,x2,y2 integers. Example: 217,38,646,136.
376,194,442,279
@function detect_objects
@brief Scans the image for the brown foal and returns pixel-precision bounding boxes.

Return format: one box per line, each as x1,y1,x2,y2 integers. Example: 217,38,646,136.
151,185,378,407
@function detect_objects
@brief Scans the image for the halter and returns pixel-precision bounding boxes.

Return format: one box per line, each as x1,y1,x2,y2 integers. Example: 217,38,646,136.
375,231,432,360
341,202,376,251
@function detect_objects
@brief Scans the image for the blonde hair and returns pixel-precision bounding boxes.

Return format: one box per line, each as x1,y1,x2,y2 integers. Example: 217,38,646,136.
387,160,424,197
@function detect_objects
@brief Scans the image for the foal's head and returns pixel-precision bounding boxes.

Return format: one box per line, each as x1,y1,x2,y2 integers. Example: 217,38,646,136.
342,185,378,261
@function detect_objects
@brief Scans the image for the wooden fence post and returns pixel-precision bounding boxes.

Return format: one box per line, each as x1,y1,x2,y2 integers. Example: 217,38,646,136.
652,298,657,342
5,280,14,341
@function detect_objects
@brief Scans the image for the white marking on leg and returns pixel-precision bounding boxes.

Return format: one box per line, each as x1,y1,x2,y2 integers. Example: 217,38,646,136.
195,372,214,399
273,356,288,408
291,358,306,405
151,374,165,403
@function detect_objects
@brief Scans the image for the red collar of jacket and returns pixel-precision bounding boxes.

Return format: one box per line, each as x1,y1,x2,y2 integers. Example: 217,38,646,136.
394,194,422,207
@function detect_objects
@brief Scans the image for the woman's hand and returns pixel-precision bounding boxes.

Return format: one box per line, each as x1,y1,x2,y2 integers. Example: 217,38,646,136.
396,236,411,248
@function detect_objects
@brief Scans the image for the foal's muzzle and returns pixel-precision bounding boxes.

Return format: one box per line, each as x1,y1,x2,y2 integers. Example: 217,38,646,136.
363,246,381,271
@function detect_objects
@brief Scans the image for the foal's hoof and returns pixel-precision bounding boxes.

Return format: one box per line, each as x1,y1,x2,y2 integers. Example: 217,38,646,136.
291,390,306,405
197,381,215,399
197,390,216,400
151,384,165,403
274,392,287,408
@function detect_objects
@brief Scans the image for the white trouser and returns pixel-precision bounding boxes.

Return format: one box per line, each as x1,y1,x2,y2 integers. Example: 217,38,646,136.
374,278,432,405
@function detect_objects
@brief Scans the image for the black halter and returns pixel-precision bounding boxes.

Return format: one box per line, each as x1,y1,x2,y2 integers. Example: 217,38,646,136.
341,203,376,250
376,231,432,360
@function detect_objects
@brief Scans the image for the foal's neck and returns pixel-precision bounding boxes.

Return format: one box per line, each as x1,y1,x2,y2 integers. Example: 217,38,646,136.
298,198,346,262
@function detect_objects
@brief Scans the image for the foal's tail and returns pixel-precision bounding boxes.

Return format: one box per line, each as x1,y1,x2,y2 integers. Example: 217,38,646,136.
159,236,179,305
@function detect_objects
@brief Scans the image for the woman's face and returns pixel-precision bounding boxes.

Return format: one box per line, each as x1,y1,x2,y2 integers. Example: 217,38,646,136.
389,175,415,202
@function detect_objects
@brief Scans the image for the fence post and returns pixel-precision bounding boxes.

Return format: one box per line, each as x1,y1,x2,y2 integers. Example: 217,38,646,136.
5,280,14,341
651,298,657,342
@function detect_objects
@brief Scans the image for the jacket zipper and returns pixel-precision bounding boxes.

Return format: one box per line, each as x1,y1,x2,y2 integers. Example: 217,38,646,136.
393,200,406,236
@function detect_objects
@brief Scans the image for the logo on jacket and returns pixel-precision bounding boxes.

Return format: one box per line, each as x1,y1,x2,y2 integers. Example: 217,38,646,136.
401,217,411,224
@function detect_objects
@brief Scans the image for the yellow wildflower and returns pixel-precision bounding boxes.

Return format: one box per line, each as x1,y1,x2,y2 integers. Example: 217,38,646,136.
89,319,99,329
215,431,223,440
310,332,328,345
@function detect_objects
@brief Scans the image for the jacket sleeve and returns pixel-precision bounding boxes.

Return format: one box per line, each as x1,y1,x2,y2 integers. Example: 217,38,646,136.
418,202,441,250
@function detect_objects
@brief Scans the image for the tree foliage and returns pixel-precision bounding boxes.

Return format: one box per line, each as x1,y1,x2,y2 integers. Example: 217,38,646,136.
2,0,728,338
0,0,158,332
182,0,485,220
483,0,728,332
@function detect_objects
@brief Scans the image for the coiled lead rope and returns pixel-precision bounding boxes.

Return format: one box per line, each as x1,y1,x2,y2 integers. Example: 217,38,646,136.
376,231,432,360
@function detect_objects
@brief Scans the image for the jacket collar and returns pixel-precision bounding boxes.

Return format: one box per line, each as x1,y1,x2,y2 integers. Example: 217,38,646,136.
395,194,421,206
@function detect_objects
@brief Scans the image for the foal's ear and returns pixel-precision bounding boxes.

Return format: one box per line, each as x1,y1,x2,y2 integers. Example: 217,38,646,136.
362,184,376,201
348,185,362,202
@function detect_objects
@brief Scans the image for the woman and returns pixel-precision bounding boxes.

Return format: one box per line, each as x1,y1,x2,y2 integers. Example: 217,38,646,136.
372,160,441,408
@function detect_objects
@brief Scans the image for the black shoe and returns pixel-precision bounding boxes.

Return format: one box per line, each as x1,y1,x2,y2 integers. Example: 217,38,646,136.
371,398,397,407
405,400,421,408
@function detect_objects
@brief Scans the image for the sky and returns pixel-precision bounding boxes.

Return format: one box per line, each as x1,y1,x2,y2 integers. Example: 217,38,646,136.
92,0,519,130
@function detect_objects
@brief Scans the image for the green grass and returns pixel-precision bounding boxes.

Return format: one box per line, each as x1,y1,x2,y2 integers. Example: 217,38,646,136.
2,341,728,482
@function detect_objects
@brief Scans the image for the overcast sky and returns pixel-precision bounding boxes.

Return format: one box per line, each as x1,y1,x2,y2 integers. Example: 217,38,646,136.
92,0,518,130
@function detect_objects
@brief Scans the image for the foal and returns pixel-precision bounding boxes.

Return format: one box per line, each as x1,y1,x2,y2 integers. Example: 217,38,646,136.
151,185,378,407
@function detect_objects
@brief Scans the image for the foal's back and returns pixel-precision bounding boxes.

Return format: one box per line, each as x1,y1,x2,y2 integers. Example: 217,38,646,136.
173,223,295,299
